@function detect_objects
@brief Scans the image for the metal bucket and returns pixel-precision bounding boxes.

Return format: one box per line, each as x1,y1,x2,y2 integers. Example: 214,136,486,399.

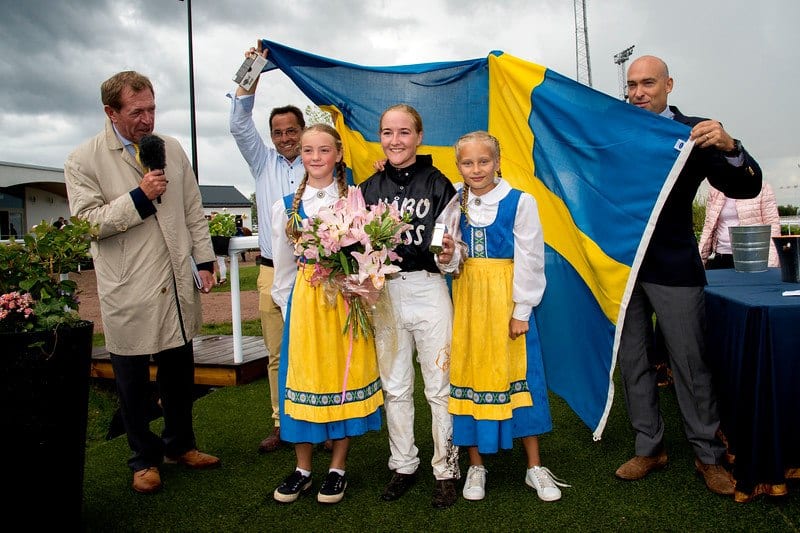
772,236,800,283
729,225,770,273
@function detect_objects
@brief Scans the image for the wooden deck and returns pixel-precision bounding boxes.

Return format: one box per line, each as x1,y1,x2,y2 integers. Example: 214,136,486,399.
91,335,268,387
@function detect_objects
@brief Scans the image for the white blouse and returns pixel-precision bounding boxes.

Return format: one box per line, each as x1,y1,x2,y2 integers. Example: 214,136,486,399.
713,197,738,254
270,182,341,316
461,179,545,322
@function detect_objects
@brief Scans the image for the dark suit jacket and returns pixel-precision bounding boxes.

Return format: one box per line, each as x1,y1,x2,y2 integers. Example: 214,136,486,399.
638,106,762,286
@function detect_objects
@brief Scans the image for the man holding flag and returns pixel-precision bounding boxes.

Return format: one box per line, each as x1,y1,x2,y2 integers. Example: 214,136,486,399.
228,45,305,454
614,55,761,496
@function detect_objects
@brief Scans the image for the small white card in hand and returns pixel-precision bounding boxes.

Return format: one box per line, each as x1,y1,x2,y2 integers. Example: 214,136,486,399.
233,54,268,91
190,258,203,290
782,290,800,297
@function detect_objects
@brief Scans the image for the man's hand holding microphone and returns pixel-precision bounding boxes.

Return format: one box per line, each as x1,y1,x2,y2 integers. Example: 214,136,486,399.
138,134,167,203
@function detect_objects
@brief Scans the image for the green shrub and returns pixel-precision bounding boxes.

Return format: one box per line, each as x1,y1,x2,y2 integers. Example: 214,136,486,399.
208,211,236,237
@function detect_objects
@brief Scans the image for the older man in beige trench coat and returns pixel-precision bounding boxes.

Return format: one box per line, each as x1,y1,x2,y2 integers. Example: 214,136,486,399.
65,71,220,494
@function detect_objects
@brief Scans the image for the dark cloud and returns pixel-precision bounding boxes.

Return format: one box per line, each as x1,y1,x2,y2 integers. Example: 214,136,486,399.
1,0,798,203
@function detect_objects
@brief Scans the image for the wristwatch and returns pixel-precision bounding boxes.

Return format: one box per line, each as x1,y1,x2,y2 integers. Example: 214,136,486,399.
724,139,743,157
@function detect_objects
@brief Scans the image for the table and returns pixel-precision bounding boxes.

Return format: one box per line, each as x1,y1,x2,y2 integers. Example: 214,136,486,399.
704,268,800,502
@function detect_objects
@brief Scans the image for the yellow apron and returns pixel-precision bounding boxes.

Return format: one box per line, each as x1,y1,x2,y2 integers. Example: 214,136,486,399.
449,258,531,420
284,265,383,423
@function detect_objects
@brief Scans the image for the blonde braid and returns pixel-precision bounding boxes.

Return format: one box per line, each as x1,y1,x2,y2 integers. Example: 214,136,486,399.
460,184,472,226
285,173,309,241
335,160,348,198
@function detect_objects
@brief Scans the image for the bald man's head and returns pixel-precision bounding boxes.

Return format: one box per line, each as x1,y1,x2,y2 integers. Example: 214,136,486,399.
626,55,673,114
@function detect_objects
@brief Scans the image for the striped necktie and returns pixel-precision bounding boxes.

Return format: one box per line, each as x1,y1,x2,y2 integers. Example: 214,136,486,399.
132,143,150,173
132,143,143,170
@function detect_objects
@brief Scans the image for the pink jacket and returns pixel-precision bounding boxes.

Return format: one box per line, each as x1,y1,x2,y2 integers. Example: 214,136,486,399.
698,183,781,267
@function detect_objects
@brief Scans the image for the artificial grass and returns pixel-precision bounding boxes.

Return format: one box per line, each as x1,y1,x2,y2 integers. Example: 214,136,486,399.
81,371,800,531
85,321,262,449
211,264,259,293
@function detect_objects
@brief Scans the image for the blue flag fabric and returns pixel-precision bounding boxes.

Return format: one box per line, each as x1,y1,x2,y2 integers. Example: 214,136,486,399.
260,39,690,438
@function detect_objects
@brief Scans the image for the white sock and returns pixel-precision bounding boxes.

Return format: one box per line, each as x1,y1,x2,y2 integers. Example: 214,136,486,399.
329,468,345,476
296,467,311,477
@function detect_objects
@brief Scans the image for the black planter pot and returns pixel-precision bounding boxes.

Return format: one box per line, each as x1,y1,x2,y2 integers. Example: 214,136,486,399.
211,235,231,256
0,321,93,528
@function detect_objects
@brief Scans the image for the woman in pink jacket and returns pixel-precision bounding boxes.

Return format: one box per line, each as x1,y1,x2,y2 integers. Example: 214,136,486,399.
698,183,781,269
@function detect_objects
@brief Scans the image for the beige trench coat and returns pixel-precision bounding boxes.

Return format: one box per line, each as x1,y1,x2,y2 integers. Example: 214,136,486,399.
65,119,215,355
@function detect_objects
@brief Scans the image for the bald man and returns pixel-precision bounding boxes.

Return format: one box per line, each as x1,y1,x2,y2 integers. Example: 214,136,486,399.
615,55,762,496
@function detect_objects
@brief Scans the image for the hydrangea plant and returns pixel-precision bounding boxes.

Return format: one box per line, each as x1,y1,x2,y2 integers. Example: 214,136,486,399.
0,217,98,333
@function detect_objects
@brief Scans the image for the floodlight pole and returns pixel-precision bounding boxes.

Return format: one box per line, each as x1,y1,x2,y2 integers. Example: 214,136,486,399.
613,45,635,101
179,0,199,180
574,0,592,86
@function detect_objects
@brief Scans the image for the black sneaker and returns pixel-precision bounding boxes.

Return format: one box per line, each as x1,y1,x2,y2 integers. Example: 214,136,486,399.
432,478,458,509
380,472,417,501
317,471,348,504
273,470,312,503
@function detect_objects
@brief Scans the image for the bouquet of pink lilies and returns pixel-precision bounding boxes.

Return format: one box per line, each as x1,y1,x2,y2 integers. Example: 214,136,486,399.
294,186,412,339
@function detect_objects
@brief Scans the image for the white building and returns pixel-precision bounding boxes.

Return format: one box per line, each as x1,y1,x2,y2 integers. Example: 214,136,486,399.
199,185,253,231
1,161,253,239
0,161,71,239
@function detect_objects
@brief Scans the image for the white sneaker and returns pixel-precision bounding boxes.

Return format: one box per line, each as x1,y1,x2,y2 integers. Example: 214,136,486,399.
462,465,487,501
525,466,570,502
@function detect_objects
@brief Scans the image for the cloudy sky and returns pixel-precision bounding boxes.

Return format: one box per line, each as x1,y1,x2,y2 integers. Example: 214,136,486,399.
1,0,799,205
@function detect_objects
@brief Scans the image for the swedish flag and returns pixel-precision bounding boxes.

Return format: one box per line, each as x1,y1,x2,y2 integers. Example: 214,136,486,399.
261,39,690,438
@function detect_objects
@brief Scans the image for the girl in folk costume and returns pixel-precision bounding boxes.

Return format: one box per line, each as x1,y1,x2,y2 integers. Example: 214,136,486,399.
446,131,569,502
270,124,383,504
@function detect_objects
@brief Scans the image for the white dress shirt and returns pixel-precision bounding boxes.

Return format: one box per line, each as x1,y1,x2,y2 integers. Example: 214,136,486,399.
228,91,305,259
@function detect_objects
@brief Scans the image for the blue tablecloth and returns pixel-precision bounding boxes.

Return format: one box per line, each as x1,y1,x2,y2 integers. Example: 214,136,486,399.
704,268,800,500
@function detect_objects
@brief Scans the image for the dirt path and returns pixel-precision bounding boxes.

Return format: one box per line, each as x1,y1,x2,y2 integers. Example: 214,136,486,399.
71,256,261,333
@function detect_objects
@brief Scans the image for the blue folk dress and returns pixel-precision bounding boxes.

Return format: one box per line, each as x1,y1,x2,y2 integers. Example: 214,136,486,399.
449,188,552,453
277,195,383,444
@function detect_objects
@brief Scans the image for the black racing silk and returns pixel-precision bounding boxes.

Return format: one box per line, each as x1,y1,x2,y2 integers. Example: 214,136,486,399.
359,154,456,274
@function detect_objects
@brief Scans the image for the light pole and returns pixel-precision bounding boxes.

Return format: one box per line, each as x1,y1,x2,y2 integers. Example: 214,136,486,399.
574,0,592,87
613,45,635,101
179,0,199,180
